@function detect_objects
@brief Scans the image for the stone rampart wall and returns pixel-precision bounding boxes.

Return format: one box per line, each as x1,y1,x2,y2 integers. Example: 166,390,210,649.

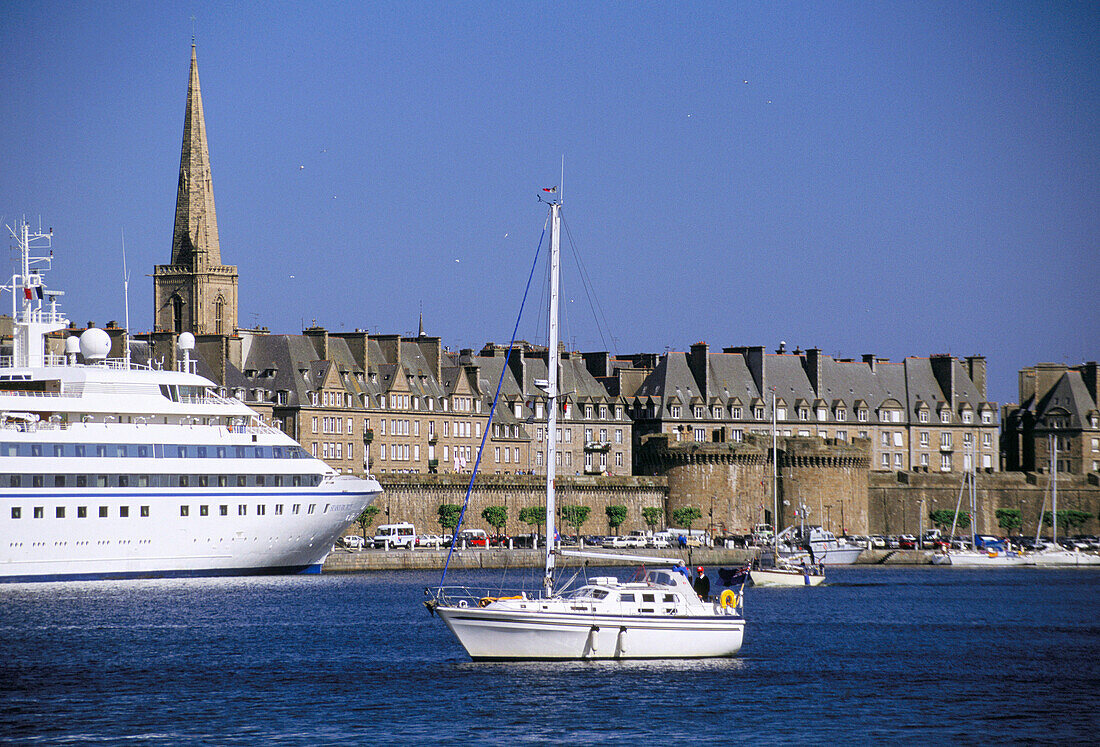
868,471,1100,537
374,474,668,536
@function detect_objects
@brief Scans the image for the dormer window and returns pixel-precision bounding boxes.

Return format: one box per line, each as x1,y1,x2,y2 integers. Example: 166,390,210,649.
982,411,993,424
754,406,764,419
732,406,743,419
670,405,682,418
585,405,594,419
835,407,846,421
694,406,704,419
857,409,868,422
962,411,973,424
816,407,827,421
918,410,929,423
798,408,809,421
941,411,950,423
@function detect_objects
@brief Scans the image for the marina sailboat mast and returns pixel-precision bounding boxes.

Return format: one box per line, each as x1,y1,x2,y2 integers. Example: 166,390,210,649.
771,385,779,554
544,200,562,597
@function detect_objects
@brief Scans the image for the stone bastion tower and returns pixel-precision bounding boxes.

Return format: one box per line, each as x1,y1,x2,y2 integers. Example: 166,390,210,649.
637,434,871,535
153,44,239,336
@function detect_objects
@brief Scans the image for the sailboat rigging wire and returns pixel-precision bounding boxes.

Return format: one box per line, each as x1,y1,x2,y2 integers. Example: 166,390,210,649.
560,212,615,353
437,217,548,590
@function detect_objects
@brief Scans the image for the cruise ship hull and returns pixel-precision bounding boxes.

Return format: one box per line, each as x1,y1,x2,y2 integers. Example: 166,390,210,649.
1,478,380,582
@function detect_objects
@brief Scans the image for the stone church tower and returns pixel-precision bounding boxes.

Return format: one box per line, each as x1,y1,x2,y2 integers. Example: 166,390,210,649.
153,44,239,335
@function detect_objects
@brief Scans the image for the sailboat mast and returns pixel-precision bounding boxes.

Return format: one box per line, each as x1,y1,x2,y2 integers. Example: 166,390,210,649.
1050,435,1057,547
544,202,561,597
771,386,778,553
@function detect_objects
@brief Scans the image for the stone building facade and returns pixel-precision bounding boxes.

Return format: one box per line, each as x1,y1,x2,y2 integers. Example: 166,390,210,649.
607,343,998,476
1001,361,1100,475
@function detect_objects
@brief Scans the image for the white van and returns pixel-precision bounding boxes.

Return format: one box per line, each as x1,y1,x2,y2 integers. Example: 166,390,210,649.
373,523,416,549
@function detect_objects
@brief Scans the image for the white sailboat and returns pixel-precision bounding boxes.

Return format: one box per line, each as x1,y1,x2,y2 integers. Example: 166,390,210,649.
749,387,826,587
1032,437,1100,567
426,194,744,660
931,447,1032,567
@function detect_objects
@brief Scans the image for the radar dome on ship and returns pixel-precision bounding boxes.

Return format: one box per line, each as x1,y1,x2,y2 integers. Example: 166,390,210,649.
79,328,111,361
178,332,195,351
64,336,81,355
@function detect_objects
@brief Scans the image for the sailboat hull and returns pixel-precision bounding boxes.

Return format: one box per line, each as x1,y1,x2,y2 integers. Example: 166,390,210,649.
931,551,1033,567
436,605,745,660
750,568,826,587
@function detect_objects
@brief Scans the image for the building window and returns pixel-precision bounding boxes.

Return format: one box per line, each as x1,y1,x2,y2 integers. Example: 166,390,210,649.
893,432,903,447
694,428,705,442
982,411,992,424
918,410,929,423
881,453,889,468
941,454,951,471
941,411,950,423
894,453,903,467
799,408,809,421
776,407,787,420
857,409,867,422
816,407,827,421
941,432,952,448
919,453,929,467
732,406,743,419
670,405,681,418
754,407,764,419
962,411,973,424
920,431,929,446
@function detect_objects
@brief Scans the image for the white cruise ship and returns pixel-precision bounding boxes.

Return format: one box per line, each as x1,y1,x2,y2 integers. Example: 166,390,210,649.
0,220,382,582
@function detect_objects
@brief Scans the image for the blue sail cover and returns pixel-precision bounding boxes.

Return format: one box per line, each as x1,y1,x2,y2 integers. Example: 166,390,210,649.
974,535,1005,552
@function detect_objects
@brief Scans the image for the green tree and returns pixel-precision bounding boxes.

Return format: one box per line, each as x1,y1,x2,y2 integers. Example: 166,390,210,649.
1043,509,1091,535
672,506,703,532
481,505,508,534
995,508,1022,534
560,504,591,536
354,504,380,541
438,503,462,533
930,508,970,531
605,505,628,535
642,506,664,531
519,506,546,537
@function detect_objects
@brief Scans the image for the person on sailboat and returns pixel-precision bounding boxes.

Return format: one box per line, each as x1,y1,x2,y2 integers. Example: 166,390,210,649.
693,567,710,601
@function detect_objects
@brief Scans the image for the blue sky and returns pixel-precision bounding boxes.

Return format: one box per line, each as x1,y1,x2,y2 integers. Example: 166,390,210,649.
1,1,1096,406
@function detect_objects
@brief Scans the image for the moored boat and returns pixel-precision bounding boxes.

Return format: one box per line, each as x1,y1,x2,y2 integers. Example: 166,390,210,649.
427,193,744,659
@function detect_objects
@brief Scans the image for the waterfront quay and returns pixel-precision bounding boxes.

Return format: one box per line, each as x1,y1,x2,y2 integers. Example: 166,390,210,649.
322,546,930,572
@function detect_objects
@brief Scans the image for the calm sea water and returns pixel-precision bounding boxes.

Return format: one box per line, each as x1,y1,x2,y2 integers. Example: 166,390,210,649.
1,565,1097,745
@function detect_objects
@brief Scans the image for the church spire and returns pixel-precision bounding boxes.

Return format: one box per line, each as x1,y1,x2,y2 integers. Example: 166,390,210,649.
154,43,238,337
170,43,221,269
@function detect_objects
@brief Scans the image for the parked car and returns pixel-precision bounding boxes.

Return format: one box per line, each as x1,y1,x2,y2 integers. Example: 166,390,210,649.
602,536,629,549
457,528,489,546
869,535,886,549
648,536,671,549
898,534,917,549
416,534,443,548
339,535,365,550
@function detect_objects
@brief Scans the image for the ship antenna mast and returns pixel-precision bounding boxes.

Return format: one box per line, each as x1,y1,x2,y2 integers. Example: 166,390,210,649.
122,228,131,369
